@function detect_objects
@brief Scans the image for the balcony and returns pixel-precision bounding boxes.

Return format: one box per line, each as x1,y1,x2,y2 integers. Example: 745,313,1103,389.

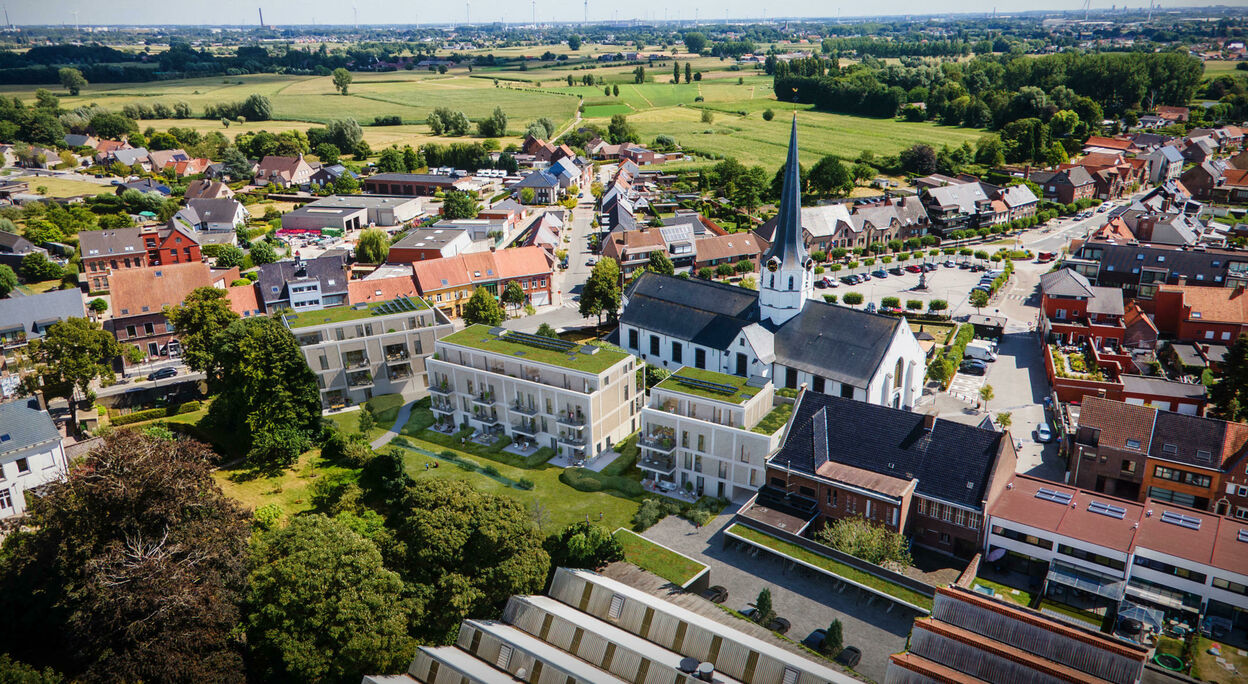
556,412,586,429
638,433,677,454
510,402,538,416
638,455,677,475
557,432,586,447
429,382,453,396
346,371,374,388
472,392,497,407
343,352,370,369
511,421,538,437
473,412,500,427
431,401,455,415
384,344,410,362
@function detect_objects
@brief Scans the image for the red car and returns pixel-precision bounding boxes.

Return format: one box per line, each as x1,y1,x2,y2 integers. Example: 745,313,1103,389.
905,265,922,273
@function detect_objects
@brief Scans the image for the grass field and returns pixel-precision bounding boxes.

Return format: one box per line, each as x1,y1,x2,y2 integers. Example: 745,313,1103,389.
1202,60,1243,77
14,176,113,198
213,450,355,516
614,528,707,586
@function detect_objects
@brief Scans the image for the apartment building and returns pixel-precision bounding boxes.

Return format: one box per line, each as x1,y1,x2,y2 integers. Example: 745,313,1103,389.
283,294,453,410
638,367,787,500
426,325,639,460
0,397,69,519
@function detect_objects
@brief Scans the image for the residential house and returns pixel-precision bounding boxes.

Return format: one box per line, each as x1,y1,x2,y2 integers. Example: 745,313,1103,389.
748,391,1016,558
638,368,785,499
1181,160,1231,200
115,178,170,196
92,139,132,165
183,179,235,200
1210,168,1248,204
110,147,151,171
286,292,452,410
412,246,554,318
1039,268,1126,350
174,198,248,235
63,133,98,149
986,473,1248,628
0,397,69,519
78,222,204,293
1031,166,1096,205
1082,136,1137,155
1156,105,1191,123
253,154,315,188
147,148,190,171
428,325,640,460
387,227,474,263
0,230,45,271
599,227,669,276
309,164,357,188
691,232,767,272
256,253,349,313
921,181,991,234
512,170,561,205
999,183,1040,221
366,567,858,684
0,289,86,396
1184,138,1217,165
105,261,239,365
477,198,529,235
362,172,474,197
1065,242,1248,301
888,586,1148,684
1153,282,1248,345
756,203,854,252
1147,145,1186,184
224,283,263,318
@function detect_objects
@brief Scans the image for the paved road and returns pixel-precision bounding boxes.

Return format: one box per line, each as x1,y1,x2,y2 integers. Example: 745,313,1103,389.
642,507,916,683
370,399,416,450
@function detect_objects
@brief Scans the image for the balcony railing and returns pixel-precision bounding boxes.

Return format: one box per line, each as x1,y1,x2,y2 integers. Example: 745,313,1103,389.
431,402,455,414
511,421,538,436
345,355,370,369
385,349,410,362
638,434,677,454
557,432,586,447
511,402,538,416
639,456,677,475
556,413,586,429
473,393,496,407
429,383,453,396
347,372,374,388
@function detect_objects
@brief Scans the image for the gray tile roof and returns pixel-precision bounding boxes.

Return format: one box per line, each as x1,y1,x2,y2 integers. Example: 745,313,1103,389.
770,299,902,387
0,289,85,339
925,182,989,213
514,170,559,189
256,254,348,308
1040,268,1096,298
621,272,759,350
186,198,243,227
1087,286,1125,316
772,391,1005,508
0,230,39,254
1149,409,1223,469
1120,375,1207,402
0,397,61,461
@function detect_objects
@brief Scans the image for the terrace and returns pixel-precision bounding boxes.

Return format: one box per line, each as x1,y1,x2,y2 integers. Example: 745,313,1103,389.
439,324,628,375
654,367,761,405
1049,343,1107,381
284,295,428,330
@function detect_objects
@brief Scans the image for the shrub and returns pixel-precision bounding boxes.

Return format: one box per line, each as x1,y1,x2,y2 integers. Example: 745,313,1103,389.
881,296,901,309
110,400,202,426
254,503,284,531
516,478,535,490
560,468,604,492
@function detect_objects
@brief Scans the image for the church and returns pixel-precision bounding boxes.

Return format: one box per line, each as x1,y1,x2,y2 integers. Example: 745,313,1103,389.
619,120,928,410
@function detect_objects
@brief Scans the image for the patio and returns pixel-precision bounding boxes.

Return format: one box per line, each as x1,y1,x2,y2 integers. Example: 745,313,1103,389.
547,448,618,472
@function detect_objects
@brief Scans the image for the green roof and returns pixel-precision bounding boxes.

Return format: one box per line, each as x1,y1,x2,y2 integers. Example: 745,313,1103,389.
284,296,428,329
655,366,761,405
439,324,629,374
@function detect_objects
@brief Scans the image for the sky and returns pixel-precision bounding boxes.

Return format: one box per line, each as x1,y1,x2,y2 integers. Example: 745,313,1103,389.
7,0,1233,29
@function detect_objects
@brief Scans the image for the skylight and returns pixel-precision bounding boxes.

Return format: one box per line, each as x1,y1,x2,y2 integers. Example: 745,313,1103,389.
1088,501,1127,519
1035,487,1073,505
1160,510,1201,530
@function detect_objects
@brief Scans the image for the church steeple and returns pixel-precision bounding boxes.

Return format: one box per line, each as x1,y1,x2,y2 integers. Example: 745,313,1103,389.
759,117,813,326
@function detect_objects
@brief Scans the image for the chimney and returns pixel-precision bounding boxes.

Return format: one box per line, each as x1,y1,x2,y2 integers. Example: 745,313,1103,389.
923,414,937,432
1177,276,1187,287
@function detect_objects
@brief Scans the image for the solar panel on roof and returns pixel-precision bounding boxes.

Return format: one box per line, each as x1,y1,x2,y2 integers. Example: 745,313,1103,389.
673,375,738,396
1160,510,1201,530
1088,501,1127,519
1035,487,1073,505
502,329,579,353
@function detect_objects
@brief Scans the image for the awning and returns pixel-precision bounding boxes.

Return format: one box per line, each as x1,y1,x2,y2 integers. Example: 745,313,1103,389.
1046,560,1127,602
1125,580,1200,613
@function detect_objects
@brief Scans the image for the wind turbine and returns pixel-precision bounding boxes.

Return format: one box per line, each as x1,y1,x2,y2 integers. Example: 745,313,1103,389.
352,2,358,28
465,0,470,25
531,0,535,26
583,0,588,23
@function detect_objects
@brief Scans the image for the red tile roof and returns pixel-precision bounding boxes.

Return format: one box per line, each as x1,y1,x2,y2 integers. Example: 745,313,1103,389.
348,275,420,304
411,246,552,293
110,262,238,319
1084,136,1133,151
1156,283,1248,325
224,283,261,316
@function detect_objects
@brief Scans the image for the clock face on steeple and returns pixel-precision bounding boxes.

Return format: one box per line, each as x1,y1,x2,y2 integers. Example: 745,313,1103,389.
766,257,780,273
804,258,814,271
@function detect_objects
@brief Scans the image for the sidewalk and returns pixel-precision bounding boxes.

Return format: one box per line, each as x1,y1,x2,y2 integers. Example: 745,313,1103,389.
370,400,416,450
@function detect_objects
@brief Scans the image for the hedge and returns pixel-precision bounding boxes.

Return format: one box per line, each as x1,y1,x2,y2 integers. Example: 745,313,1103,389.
110,400,202,426
560,466,645,497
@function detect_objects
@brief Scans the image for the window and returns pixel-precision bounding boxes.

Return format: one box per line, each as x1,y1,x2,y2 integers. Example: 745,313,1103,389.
671,342,682,364
627,328,638,349
939,532,951,545
15,458,28,473
126,325,137,338
840,382,855,399
649,335,660,356
0,489,10,509
1121,460,1136,474
694,348,706,369
607,594,624,619
1125,439,1140,449
1213,577,1248,596
144,322,155,335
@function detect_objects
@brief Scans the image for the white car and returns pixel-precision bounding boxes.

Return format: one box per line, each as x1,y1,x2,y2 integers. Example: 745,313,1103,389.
1036,423,1053,443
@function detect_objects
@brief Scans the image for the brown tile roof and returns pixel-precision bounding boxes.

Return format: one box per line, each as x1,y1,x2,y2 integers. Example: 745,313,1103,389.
224,283,261,316
1209,515,1248,574
110,262,236,319
601,229,667,263
1084,136,1133,151
1135,499,1219,565
411,246,552,293
814,460,914,499
348,275,420,304
694,232,767,263
1223,168,1248,188
1091,217,1135,242
1080,152,1126,167
184,179,234,200
1157,283,1248,325
1077,396,1157,454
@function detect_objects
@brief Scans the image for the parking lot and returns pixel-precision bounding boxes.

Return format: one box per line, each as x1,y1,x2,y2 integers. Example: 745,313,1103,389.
812,258,1009,316
642,510,916,682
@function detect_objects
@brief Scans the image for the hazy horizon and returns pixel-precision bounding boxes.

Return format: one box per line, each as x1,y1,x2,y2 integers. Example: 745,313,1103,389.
6,0,1236,30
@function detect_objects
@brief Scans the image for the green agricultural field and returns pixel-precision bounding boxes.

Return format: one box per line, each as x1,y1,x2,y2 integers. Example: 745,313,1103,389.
1202,60,1243,77
581,103,635,118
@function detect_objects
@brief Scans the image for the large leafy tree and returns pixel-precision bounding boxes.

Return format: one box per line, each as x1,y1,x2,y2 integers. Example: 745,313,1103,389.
331,67,353,96
1210,334,1248,422
245,515,414,684
356,228,390,264
0,263,16,296
390,479,549,643
207,317,320,465
442,190,480,219
808,155,853,197
0,431,250,682
164,286,239,386
580,257,621,325
648,250,674,276
543,522,623,571
57,67,86,95
24,318,120,402
462,286,506,327
501,280,526,312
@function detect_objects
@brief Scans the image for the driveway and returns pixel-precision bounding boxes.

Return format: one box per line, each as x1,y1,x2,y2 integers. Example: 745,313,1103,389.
641,508,915,683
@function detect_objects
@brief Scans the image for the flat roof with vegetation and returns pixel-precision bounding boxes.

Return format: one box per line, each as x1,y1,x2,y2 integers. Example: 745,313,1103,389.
654,367,761,406
613,529,707,586
284,296,429,329
439,324,629,375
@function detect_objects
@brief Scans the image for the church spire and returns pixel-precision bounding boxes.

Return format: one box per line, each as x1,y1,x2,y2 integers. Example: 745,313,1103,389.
764,116,807,270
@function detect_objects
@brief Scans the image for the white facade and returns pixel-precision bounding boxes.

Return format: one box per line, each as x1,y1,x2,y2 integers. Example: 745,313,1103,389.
0,401,69,520
759,257,813,326
426,326,642,459
638,372,786,500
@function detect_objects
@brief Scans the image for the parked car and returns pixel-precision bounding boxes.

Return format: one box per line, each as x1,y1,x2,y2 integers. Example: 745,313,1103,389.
1036,422,1054,443
958,261,972,269
923,263,937,272
740,607,791,635
905,264,922,273
888,266,904,276
944,260,957,267
959,359,988,376
835,646,863,669
801,629,827,651
861,273,871,281
701,585,728,604
147,367,177,381
841,275,858,285
872,269,888,279
815,279,828,289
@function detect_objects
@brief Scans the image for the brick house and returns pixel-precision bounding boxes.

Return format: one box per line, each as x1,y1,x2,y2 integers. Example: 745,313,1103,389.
756,390,1017,558
691,232,767,272
412,246,554,318
105,262,238,365
78,222,204,293
1153,282,1248,344
253,154,315,188
1039,268,1125,350
1031,166,1096,204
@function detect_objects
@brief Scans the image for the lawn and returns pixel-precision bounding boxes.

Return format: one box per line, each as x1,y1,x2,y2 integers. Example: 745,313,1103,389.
727,523,934,611
19,176,112,199
284,296,427,329
751,403,793,435
909,321,956,344
439,323,629,374
970,577,1033,608
326,392,406,442
655,366,761,405
613,528,707,586
213,450,354,517
1202,60,1243,77
135,117,521,151
1192,635,1248,684
16,279,65,295
1036,599,1106,631
581,103,635,118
